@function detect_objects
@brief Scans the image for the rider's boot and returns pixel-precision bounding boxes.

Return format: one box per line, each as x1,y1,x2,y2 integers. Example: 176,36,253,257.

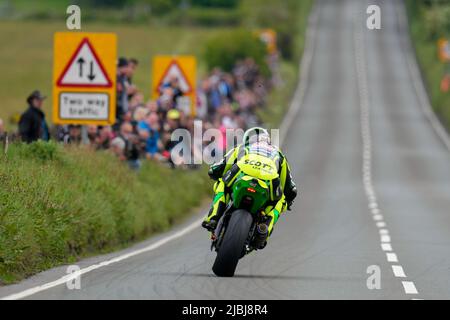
202,180,226,232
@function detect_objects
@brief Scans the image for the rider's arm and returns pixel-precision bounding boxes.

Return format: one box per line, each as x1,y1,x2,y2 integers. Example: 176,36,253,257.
279,154,298,210
208,146,240,180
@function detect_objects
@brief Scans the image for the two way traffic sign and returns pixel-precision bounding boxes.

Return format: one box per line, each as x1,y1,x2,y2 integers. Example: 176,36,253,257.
53,32,117,125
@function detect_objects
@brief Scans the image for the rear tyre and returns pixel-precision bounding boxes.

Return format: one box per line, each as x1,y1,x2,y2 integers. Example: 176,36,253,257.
212,209,253,277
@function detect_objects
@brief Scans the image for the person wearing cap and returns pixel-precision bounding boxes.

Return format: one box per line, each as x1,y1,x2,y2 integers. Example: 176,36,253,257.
18,90,49,143
161,109,185,166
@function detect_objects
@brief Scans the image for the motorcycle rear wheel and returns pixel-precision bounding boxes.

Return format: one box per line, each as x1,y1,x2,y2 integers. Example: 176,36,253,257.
212,209,253,277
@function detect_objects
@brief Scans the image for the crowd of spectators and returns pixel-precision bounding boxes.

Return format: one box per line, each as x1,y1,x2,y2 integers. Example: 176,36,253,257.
6,56,271,170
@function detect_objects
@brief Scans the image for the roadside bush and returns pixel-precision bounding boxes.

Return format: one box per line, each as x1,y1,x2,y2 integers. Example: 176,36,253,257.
241,0,307,61
204,29,268,74
16,140,61,162
405,0,450,130
178,7,242,26
191,0,240,8
423,5,450,39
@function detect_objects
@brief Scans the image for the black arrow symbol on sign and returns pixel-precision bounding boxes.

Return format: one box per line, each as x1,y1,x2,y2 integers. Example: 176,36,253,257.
77,57,85,77
88,61,96,81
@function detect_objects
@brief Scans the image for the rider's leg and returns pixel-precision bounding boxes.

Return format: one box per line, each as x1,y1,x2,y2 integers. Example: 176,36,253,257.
264,195,287,237
202,179,226,230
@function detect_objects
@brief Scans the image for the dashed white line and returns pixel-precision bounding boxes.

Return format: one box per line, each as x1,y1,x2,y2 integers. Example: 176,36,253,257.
392,265,407,278
402,281,419,295
373,214,383,221
376,221,386,228
386,253,398,263
353,6,419,297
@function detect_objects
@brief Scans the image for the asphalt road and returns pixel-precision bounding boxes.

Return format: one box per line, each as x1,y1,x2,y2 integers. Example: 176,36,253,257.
1,0,450,300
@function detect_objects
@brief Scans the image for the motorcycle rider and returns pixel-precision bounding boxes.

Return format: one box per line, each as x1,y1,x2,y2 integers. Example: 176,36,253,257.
202,127,297,244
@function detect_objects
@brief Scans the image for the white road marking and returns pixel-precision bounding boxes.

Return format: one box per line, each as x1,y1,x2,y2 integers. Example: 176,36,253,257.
402,281,419,295
373,214,383,221
392,265,407,278
376,221,386,228
386,253,398,263
353,7,419,297
1,217,203,300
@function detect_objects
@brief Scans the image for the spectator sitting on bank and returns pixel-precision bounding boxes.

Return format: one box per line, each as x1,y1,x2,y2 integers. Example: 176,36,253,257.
161,75,184,104
116,122,141,170
161,109,187,166
63,125,82,145
133,105,149,123
110,136,126,160
18,90,49,143
87,125,98,146
158,87,176,114
129,91,145,111
96,126,113,150
138,112,163,161
146,100,160,114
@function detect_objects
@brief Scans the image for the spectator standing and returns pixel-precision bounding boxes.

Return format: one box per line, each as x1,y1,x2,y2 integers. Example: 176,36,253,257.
18,90,49,143
128,58,139,82
116,57,130,125
0,118,5,138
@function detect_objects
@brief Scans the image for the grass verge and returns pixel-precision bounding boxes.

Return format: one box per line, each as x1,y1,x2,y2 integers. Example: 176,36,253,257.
0,142,211,284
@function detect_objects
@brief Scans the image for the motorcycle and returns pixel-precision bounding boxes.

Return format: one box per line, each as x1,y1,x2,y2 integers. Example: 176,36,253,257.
210,152,281,277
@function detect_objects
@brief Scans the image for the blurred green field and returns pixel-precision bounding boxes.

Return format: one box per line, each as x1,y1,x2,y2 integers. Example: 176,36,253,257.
0,20,227,127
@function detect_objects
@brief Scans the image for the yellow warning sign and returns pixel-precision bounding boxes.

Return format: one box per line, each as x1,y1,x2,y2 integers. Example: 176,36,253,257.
258,29,277,55
152,55,197,116
438,38,450,63
53,32,117,125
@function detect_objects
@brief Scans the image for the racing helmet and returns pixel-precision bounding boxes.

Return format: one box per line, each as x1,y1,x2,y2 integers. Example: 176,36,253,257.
243,127,271,146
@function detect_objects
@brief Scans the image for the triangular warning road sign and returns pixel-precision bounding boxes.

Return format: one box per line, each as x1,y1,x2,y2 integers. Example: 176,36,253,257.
156,60,193,94
56,38,113,88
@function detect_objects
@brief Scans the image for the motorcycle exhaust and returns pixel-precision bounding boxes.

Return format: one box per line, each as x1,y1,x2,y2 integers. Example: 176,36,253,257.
254,223,268,249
